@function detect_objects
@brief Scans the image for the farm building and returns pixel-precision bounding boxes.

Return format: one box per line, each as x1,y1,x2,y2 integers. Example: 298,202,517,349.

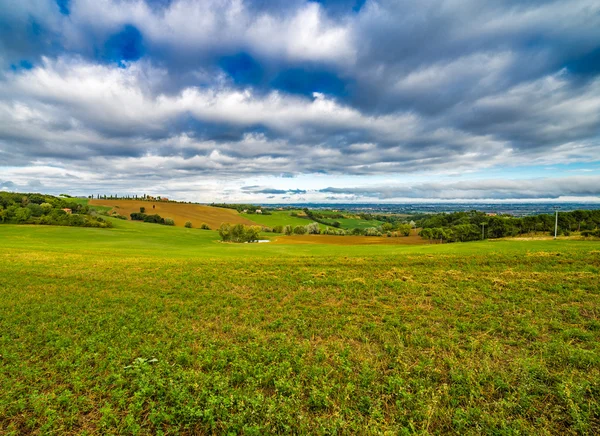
62,208,72,214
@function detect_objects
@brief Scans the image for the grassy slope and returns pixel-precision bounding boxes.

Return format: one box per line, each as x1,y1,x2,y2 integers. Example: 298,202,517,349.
0,221,599,434
89,199,256,229
241,210,329,231
321,217,385,230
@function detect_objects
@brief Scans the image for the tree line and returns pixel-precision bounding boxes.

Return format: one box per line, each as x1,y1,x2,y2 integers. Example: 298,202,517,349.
416,210,600,242
0,192,112,228
130,208,174,226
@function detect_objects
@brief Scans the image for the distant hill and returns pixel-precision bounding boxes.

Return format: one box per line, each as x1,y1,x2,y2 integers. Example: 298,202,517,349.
89,199,257,229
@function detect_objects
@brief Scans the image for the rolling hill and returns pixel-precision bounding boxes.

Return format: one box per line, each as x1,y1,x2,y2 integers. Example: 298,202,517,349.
89,199,257,229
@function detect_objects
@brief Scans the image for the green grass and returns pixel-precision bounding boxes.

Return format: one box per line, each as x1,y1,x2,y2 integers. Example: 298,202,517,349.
1,221,599,434
321,217,385,230
242,211,328,231
65,197,113,213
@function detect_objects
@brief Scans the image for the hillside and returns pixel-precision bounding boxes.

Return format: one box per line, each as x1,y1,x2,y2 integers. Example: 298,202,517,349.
89,199,257,229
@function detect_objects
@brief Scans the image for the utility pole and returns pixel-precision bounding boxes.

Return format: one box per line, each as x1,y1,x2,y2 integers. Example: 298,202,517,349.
554,206,559,239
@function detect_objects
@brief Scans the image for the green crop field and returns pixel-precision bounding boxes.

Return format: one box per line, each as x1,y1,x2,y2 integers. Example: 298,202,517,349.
1,219,599,435
242,210,329,231
321,217,385,230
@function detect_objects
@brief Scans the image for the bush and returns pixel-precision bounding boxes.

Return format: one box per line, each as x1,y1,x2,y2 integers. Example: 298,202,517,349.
184,221,192,228
306,222,320,234
40,203,53,214
144,214,165,224
293,225,307,235
164,218,175,226
130,212,147,221
140,207,145,213
218,223,262,243
364,227,380,236
273,225,283,233
284,225,293,236
200,223,210,230
581,230,600,237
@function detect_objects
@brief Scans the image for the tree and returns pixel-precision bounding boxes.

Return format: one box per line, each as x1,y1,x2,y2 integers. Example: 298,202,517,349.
397,223,411,236
306,222,320,234
140,207,146,213
293,225,307,235
14,207,32,223
364,227,380,236
184,221,192,228
219,223,232,241
200,223,210,230
27,203,43,217
284,225,293,236
218,223,261,243
245,226,262,242
419,228,433,242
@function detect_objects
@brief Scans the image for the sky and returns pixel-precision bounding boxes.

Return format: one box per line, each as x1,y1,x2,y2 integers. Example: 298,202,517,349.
0,0,599,203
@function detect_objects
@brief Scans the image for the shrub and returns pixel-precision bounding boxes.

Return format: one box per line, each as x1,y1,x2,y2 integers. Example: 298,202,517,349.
130,212,147,221
581,230,600,237
140,207,145,213
200,223,210,230
306,222,320,234
293,225,307,235
284,225,293,236
143,214,164,224
218,223,261,243
184,221,192,228
364,227,380,236
164,218,175,226
40,203,53,214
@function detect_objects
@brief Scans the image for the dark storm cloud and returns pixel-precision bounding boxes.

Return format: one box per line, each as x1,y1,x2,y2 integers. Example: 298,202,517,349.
0,0,600,200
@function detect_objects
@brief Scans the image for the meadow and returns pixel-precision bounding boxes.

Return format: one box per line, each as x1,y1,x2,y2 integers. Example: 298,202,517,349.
240,210,329,231
0,218,599,434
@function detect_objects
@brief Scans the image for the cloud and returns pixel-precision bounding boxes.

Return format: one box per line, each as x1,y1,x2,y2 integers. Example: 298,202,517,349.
1,0,600,201
319,176,600,200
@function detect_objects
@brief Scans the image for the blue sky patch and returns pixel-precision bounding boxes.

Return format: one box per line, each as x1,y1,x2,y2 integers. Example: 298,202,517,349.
104,25,144,64
56,0,70,15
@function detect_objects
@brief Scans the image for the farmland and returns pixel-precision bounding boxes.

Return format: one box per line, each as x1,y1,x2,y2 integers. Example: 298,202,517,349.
0,218,599,434
239,210,320,229
89,199,256,229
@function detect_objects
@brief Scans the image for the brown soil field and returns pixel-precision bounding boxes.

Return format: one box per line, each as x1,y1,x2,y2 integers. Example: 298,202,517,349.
271,234,427,245
89,200,257,229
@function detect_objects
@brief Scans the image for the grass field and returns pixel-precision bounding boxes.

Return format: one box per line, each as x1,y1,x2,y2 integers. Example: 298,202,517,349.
320,217,385,230
271,234,425,245
89,199,256,229
1,220,599,434
240,210,327,231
